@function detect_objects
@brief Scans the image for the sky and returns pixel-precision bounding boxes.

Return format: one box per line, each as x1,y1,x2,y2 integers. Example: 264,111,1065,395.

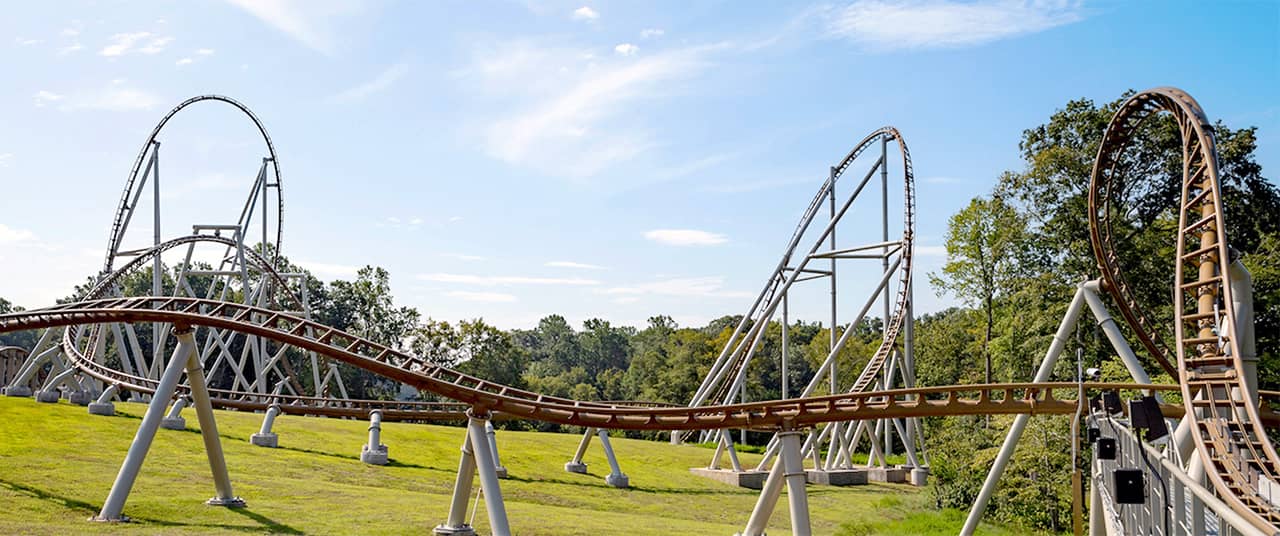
0,0,1277,330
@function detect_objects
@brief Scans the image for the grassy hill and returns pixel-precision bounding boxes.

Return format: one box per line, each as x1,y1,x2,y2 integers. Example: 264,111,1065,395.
0,396,1031,535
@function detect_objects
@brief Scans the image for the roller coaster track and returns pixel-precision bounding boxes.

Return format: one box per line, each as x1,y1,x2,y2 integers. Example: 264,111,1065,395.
1089,87,1280,531
105,95,284,274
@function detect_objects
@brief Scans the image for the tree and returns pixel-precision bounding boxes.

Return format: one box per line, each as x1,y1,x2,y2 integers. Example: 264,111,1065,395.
931,195,1033,384
453,319,528,388
315,266,419,399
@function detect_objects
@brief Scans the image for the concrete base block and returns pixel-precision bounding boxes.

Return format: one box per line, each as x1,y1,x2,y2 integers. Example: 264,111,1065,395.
867,467,908,483
361,444,388,465
206,496,246,508
68,391,92,406
250,433,279,448
5,386,32,397
565,461,588,474
494,465,508,479
432,524,477,536
88,402,116,416
35,390,60,403
160,416,186,430
689,467,769,489
90,514,131,523
806,469,868,486
605,473,630,488
909,467,929,487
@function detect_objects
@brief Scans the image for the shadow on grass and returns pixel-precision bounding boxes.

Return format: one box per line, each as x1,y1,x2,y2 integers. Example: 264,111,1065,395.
503,474,746,496
0,478,303,534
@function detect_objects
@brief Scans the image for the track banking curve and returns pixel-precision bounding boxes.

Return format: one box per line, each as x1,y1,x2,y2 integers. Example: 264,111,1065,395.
1089,87,1280,530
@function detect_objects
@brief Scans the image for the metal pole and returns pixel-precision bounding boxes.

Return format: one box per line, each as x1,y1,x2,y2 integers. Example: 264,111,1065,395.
97,326,194,521
566,428,593,473
742,445,788,536
597,429,629,488
961,284,1089,536
780,429,812,536
151,147,162,378
880,133,893,457
485,421,507,478
185,341,242,506
436,431,478,535
467,413,511,536
782,295,789,400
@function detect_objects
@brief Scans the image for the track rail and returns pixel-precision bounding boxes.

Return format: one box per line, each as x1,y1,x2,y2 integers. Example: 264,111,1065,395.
1089,87,1280,530
0,298,1202,431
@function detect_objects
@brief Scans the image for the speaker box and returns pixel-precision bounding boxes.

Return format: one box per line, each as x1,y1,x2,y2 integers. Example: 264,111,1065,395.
1087,426,1100,443
1113,469,1145,504
1097,437,1117,460
1103,391,1122,414
1128,396,1169,441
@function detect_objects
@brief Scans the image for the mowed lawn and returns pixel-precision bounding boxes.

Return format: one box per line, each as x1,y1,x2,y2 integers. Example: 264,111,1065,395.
0,396,1029,535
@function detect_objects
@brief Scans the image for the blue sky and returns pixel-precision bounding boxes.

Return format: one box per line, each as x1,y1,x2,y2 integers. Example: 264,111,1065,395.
0,0,1276,329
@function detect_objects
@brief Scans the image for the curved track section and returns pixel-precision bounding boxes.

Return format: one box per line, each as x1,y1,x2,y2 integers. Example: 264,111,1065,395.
0,298,1178,430
1090,87,1280,529
104,95,285,273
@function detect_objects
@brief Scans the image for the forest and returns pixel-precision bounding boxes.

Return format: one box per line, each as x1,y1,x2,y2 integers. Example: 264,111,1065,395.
3,91,1277,532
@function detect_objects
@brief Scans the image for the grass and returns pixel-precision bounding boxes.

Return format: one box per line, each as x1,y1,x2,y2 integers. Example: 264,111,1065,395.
0,396,1033,535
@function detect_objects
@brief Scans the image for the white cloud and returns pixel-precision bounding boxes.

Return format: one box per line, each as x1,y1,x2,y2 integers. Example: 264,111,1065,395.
139,36,173,54
467,40,713,178
545,261,605,270
16,38,42,46
33,90,64,107
445,290,518,303
224,0,366,54
614,43,638,56
448,216,464,223
0,153,11,167
61,28,80,37
196,48,216,55
176,57,193,66
329,62,410,102
295,260,360,280
57,43,83,55
826,0,1084,50
643,229,728,246
571,6,599,21
442,253,485,262
0,224,36,244
641,28,665,38
417,273,600,286
59,85,160,111
599,276,750,299
100,32,152,56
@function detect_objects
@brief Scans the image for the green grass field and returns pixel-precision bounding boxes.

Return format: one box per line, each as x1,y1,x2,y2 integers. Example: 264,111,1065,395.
0,396,1032,535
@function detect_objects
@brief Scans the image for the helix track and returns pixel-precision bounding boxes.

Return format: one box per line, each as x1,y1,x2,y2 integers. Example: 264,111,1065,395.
1089,87,1280,530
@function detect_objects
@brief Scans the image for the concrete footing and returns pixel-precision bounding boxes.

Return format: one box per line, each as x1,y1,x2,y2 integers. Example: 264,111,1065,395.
565,461,588,474
35,390,60,403
605,473,630,488
88,402,116,416
909,467,929,486
160,416,186,430
250,433,278,448
4,386,32,397
806,469,868,486
361,444,388,465
69,390,92,406
690,467,769,489
432,525,477,536
494,465,508,479
867,466,908,483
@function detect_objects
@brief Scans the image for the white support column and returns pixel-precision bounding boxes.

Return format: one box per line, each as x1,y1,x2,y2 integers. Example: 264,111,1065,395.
961,283,1089,536
566,427,593,473
597,429,629,488
740,443,788,536
467,412,511,536
96,327,195,522
89,384,119,416
160,396,188,430
739,426,811,536
360,410,388,465
435,430,479,536
184,342,243,507
485,421,508,479
250,404,281,448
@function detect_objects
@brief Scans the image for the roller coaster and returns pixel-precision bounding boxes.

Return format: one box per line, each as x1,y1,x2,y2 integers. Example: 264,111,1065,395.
1,87,1277,535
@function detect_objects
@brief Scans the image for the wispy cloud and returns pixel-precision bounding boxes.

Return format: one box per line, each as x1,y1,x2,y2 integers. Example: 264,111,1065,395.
571,6,599,21
643,229,728,246
599,276,750,299
224,0,366,54
330,62,410,102
138,36,173,54
462,40,716,178
0,153,12,167
100,32,167,56
56,83,161,112
15,37,42,46
0,224,36,244
376,215,424,229
640,28,665,39
614,43,638,56
418,273,600,286
58,43,83,55
545,261,605,270
33,90,64,107
176,57,194,66
196,48,216,55
825,0,1085,50
295,259,360,280
446,290,518,303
